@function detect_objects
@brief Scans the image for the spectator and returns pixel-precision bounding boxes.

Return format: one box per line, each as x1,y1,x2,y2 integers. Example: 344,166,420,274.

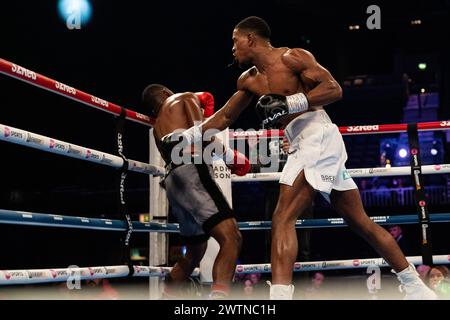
243,279,254,298
387,225,414,256
427,265,450,299
242,273,263,298
416,265,431,281
303,272,331,300
248,273,262,286
311,272,325,288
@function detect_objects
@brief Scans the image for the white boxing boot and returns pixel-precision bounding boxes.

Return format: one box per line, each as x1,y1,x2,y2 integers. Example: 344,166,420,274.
267,281,295,300
394,263,437,300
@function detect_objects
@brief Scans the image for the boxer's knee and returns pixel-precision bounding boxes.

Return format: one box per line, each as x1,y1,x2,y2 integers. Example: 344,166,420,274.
225,228,242,251
211,219,242,251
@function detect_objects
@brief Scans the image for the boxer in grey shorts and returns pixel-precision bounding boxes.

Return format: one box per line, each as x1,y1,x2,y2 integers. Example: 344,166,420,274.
164,163,234,244
142,84,249,299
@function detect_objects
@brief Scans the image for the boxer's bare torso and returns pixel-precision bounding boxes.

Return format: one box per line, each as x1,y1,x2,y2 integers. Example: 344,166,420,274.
237,47,324,126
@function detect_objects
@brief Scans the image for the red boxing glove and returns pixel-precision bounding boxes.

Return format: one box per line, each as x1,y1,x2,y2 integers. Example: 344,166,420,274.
195,92,214,117
225,148,250,176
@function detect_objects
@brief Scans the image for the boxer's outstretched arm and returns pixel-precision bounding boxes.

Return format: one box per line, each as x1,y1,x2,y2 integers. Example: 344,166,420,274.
171,79,253,146
201,73,253,132
283,48,342,107
202,90,252,131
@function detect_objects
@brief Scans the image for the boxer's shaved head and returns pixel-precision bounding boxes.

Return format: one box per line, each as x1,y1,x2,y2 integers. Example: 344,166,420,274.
142,84,173,117
235,16,271,40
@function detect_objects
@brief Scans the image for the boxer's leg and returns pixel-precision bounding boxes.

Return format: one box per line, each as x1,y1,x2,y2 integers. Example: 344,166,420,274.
269,170,315,299
331,188,436,300
164,240,208,298
331,189,409,272
209,217,242,297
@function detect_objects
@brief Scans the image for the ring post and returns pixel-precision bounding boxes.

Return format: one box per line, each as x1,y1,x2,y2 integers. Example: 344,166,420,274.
149,129,168,299
199,129,233,284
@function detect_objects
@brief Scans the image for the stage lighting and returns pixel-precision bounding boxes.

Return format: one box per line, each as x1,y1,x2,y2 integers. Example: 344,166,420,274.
398,148,408,158
58,0,92,28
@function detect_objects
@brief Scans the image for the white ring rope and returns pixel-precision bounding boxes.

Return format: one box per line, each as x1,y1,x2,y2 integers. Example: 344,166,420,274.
232,164,450,182
0,123,164,176
1,255,448,285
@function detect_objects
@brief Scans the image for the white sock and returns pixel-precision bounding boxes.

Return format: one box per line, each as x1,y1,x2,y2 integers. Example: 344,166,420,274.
267,281,295,300
394,263,421,284
393,263,437,300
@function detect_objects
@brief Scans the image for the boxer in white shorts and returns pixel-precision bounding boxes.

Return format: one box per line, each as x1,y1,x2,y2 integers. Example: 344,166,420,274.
179,16,435,300
280,109,357,203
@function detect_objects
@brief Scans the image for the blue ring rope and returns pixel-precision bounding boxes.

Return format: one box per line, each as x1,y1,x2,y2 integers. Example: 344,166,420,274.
0,209,449,232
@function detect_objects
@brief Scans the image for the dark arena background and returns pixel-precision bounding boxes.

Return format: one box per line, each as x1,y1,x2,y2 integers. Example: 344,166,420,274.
0,0,449,305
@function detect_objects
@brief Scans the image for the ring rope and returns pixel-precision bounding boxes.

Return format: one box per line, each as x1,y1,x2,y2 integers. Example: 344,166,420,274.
0,58,153,126
1,209,448,232
229,121,450,140
1,255,449,285
234,255,450,274
0,123,164,176
232,164,450,182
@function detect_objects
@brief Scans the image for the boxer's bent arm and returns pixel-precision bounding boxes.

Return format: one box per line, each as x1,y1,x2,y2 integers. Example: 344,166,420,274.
202,90,253,132
183,94,225,151
283,49,342,107
183,94,204,126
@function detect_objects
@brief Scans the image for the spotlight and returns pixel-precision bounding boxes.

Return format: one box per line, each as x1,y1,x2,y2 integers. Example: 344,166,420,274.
430,148,438,156
398,148,408,158
418,63,427,70
58,0,93,27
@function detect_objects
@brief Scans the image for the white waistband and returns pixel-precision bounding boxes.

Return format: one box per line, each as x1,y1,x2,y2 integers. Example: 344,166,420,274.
284,110,333,143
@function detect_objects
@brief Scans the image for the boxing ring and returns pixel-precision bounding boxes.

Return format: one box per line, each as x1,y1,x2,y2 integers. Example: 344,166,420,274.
1,58,449,297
